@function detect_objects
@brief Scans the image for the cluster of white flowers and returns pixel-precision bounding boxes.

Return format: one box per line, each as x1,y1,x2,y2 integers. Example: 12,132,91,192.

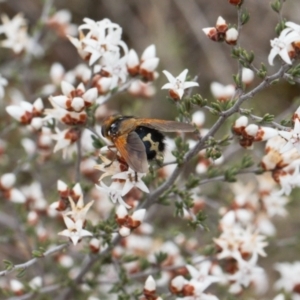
50,181,94,245
0,173,25,203
233,115,278,149
94,154,149,209
171,263,220,300
233,106,300,196
202,16,239,45
0,13,43,56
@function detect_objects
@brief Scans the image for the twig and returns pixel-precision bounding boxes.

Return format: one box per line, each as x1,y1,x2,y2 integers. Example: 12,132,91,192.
0,243,69,277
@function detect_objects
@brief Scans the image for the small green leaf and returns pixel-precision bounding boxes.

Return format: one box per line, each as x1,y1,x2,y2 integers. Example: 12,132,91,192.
3,259,14,271
261,113,275,123
224,167,238,182
240,9,250,25
17,268,26,278
271,0,282,13
155,251,168,264
240,155,254,169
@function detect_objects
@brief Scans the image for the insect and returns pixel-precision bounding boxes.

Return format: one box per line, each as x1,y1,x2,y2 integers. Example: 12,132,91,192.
101,115,195,173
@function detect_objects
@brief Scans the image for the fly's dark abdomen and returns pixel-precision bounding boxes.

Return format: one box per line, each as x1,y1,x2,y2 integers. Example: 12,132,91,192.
135,126,165,160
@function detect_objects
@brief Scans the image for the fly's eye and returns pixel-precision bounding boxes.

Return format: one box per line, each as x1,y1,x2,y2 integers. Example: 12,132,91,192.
109,123,118,136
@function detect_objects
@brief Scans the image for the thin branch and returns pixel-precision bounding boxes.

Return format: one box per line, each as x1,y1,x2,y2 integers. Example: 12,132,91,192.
0,243,69,277
198,168,264,186
239,109,289,130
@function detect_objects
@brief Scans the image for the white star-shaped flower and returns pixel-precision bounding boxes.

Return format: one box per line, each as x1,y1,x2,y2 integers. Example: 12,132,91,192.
96,180,131,208
161,69,199,100
229,252,264,294
65,195,94,222
186,263,220,294
268,27,300,65
58,216,93,245
112,169,149,196
279,119,300,153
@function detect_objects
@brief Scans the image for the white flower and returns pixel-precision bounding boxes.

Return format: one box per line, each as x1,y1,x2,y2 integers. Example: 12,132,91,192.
10,279,24,294
51,127,80,159
240,229,268,257
78,18,128,66
229,252,265,294
8,188,26,203
131,209,146,223
186,263,220,293
58,216,93,245
241,68,254,85
171,275,187,293
116,204,128,219
213,226,244,259
112,169,149,196
126,44,159,81
262,193,288,217
65,195,94,222
275,162,300,196
286,21,300,34
119,226,131,237
94,154,122,181
96,181,131,208
0,173,16,189
45,96,87,125
268,27,300,65
51,81,97,111
274,261,300,294
279,118,300,153
29,276,42,290
144,275,156,292
162,69,199,100
0,13,28,54
216,16,227,33
192,111,205,128
225,28,239,45
210,82,235,101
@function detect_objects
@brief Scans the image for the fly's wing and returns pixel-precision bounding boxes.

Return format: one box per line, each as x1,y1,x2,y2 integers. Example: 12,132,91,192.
114,132,148,173
136,119,195,133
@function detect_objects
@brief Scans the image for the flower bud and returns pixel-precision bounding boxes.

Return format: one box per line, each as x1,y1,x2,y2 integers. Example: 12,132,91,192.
170,275,186,294
202,27,219,41
10,279,24,295
216,16,228,33
119,226,131,237
0,173,16,189
127,49,140,76
225,28,239,45
144,275,156,297
89,238,101,253
141,44,156,61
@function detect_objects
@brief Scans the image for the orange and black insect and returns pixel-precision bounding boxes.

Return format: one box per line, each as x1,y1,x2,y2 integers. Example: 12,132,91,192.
101,115,195,173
